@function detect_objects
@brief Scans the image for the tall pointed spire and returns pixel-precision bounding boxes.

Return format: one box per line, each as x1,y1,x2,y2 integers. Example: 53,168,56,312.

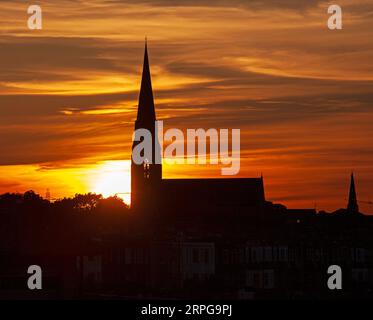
137,39,155,124
347,172,359,213
131,40,162,210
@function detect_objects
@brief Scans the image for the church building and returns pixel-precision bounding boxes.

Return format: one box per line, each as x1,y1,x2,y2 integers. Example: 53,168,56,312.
131,42,266,217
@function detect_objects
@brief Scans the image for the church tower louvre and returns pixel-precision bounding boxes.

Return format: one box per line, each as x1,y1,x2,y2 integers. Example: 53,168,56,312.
347,172,359,214
131,40,162,210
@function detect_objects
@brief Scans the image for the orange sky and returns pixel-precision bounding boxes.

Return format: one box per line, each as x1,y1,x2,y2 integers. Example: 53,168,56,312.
0,0,373,213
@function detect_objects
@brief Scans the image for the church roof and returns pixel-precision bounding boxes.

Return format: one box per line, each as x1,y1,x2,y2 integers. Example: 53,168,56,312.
160,178,265,208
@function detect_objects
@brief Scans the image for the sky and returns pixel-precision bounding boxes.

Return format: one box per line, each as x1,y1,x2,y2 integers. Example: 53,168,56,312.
0,0,373,212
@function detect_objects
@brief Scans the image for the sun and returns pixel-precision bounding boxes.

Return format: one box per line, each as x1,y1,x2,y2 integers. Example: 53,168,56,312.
91,160,131,204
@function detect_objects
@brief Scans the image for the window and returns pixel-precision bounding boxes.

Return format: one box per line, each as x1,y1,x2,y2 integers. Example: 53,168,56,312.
192,248,199,263
252,247,263,262
143,162,150,179
273,247,278,261
263,272,269,287
223,249,229,264
251,249,256,262
279,247,288,262
125,248,131,264
253,272,260,288
263,270,274,289
204,249,209,264
264,247,272,262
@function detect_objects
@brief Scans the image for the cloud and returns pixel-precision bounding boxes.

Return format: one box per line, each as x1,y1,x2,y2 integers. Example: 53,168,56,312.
102,0,327,10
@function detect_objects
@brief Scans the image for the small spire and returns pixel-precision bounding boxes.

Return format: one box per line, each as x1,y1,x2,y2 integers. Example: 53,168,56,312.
347,172,359,213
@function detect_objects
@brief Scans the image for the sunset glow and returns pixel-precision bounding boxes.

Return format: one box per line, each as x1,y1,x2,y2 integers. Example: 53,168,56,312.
91,161,131,204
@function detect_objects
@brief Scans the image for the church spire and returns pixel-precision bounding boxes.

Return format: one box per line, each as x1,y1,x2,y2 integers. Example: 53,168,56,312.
131,40,162,211
136,39,155,125
347,172,359,213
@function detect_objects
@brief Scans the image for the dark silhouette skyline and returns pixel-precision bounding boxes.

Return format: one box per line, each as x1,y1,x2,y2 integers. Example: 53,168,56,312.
1,42,373,300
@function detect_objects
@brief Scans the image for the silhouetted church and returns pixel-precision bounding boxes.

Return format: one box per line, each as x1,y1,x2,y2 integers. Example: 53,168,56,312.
131,42,265,215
